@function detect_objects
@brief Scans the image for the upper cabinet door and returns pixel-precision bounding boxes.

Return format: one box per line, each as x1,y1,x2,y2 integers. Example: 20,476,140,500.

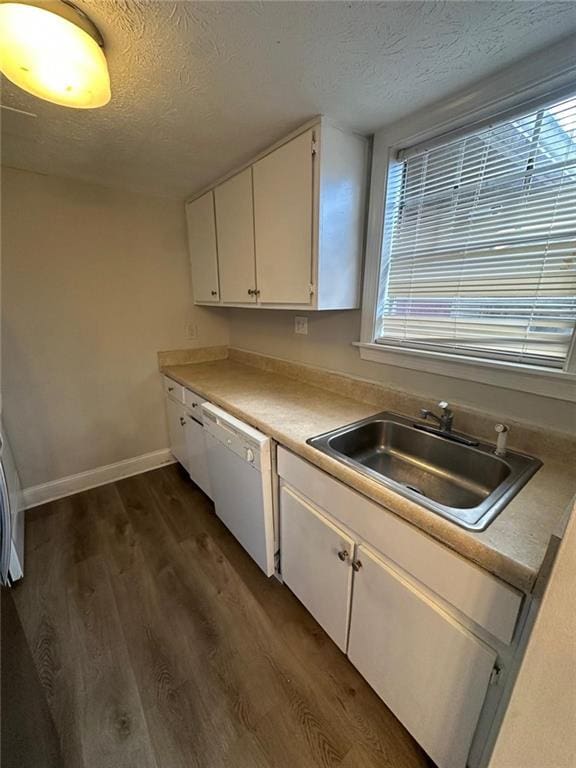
348,545,497,768
185,191,220,303
253,130,314,305
214,169,257,304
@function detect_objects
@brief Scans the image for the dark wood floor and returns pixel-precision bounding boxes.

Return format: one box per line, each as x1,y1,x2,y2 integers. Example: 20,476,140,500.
8,463,434,768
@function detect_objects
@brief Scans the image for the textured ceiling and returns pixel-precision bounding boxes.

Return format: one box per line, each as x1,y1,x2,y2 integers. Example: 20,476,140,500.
2,1,576,200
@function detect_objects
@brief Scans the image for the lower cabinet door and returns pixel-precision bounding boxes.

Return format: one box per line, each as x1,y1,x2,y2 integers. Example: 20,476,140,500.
184,415,212,499
280,486,354,651
166,397,188,469
348,545,497,768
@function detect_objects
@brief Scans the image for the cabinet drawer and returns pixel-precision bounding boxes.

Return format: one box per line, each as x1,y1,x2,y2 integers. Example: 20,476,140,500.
278,447,522,644
163,376,185,403
184,387,207,420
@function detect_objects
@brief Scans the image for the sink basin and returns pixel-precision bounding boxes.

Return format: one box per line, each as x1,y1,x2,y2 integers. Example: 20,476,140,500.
307,412,542,531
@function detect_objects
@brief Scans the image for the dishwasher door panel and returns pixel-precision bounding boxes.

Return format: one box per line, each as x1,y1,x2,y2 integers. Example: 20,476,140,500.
205,432,275,576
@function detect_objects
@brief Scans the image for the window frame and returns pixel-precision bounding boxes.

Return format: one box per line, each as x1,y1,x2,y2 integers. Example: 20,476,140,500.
359,64,576,403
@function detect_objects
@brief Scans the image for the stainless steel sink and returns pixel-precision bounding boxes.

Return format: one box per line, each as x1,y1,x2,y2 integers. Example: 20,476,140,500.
307,412,542,531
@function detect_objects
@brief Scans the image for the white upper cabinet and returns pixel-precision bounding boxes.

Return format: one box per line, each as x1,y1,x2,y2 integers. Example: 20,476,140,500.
185,118,368,310
253,130,314,305
214,169,257,304
185,191,220,303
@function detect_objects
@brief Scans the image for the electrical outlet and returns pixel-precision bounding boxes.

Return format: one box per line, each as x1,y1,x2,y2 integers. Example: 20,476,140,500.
294,316,308,335
186,321,199,340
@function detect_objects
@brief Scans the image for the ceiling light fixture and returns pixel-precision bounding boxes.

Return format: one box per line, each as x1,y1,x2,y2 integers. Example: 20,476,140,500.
0,0,110,108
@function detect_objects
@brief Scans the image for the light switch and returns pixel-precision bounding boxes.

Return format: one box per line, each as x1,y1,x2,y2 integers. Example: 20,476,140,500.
294,316,308,335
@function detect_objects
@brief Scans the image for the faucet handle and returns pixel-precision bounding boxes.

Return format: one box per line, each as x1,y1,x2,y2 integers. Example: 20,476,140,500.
438,400,450,411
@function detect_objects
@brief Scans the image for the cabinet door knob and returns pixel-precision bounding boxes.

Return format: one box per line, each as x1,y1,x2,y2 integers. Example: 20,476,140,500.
211,290,218,296
179,417,186,426
168,386,174,392
248,288,255,295
351,559,362,572
337,549,349,562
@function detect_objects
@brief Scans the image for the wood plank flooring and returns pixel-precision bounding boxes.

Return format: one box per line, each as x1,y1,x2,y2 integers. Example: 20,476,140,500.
1,589,62,768
8,464,435,768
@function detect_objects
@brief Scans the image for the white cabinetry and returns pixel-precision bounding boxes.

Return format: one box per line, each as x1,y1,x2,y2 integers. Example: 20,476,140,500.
280,487,355,651
164,377,212,499
165,396,188,469
184,412,212,498
185,191,220,303
348,544,496,768
277,447,523,768
277,446,522,646
214,169,257,304
253,130,314,305
185,118,368,310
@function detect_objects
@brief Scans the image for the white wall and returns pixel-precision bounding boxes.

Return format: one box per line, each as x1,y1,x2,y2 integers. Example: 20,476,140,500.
227,309,574,431
228,42,576,434
1,167,228,488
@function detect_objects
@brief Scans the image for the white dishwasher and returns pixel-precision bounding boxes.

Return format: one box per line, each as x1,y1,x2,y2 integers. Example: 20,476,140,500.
202,403,277,577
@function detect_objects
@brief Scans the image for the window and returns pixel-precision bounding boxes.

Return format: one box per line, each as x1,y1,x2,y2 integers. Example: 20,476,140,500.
376,94,576,371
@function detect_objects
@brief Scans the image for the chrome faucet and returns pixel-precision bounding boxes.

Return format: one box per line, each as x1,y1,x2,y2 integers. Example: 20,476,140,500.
420,401,454,432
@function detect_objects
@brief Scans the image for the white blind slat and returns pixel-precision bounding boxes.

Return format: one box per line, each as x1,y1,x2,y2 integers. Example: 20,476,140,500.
377,93,576,369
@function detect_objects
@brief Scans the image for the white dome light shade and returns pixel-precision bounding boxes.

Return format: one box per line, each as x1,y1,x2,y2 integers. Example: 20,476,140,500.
0,1,110,108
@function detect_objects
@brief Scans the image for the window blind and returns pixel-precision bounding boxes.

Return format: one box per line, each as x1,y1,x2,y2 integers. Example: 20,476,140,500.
377,94,576,369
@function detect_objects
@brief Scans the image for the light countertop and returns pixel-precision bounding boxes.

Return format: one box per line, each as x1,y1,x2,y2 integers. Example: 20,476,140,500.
162,358,575,593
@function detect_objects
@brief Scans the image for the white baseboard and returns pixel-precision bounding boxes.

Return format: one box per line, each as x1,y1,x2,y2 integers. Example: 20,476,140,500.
23,449,176,510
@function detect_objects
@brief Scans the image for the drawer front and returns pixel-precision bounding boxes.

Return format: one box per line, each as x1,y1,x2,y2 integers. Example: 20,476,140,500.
278,447,522,645
184,387,207,420
163,376,185,403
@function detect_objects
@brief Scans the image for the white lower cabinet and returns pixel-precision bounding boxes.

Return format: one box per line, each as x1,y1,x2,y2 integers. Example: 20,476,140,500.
348,545,497,768
166,396,189,469
278,463,505,768
184,413,212,498
165,382,213,499
280,487,355,652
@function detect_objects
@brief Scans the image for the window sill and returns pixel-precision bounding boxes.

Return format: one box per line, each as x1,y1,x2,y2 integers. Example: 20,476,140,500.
354,342,576,403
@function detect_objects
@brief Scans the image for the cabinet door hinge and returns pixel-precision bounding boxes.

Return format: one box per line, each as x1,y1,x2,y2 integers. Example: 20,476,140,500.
489,664,502,686
311,133,318,157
